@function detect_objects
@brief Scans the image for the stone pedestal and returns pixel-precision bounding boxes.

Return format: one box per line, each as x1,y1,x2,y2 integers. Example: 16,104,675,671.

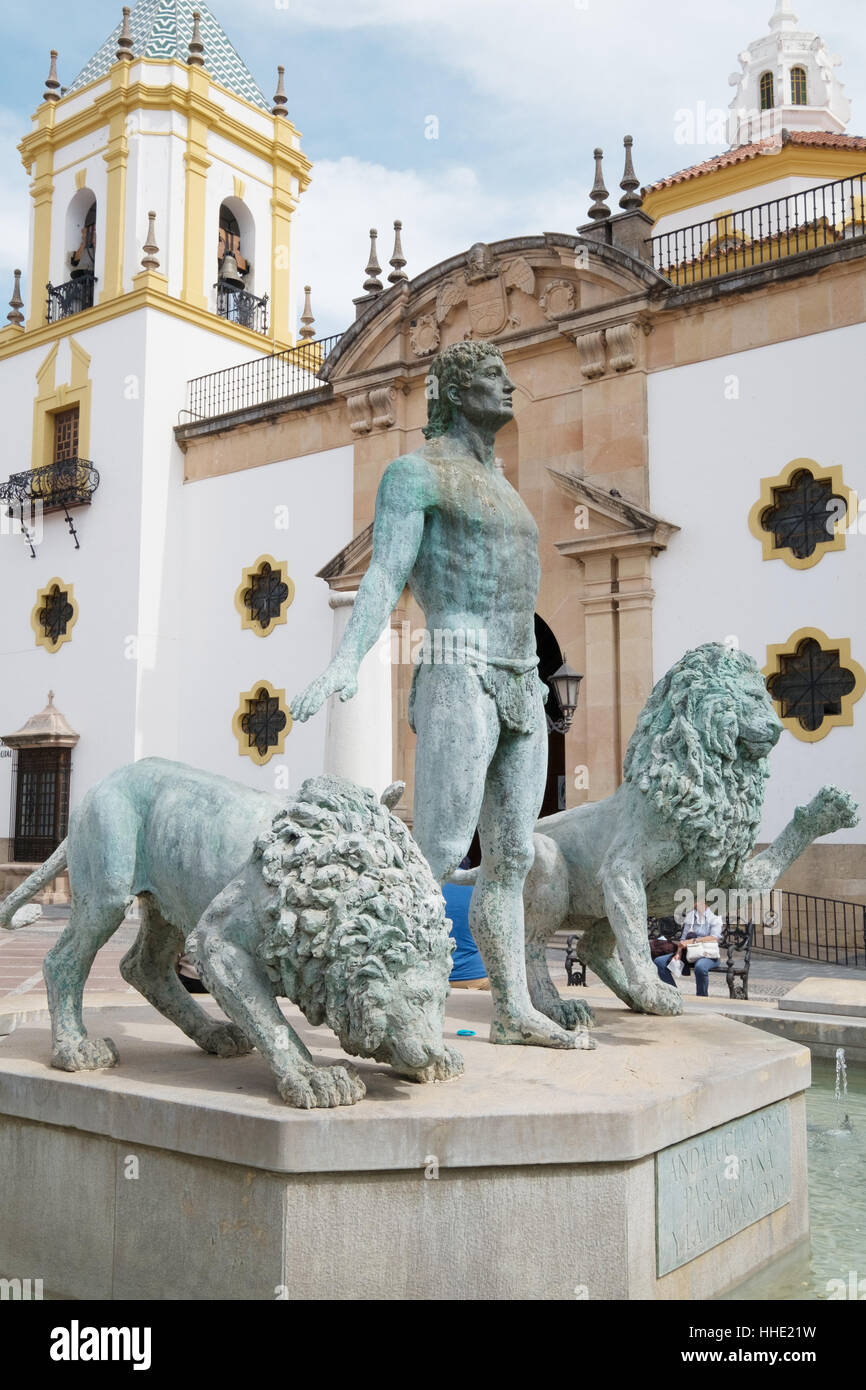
0,994,809,1300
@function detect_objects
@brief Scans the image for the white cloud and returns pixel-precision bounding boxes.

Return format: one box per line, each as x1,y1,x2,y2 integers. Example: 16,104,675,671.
292,154,582,335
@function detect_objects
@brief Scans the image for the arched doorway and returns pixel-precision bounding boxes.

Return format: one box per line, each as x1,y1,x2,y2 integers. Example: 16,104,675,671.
534,614,567,819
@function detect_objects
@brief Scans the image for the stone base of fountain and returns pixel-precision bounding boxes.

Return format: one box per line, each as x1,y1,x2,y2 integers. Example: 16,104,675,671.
0,993,811,1300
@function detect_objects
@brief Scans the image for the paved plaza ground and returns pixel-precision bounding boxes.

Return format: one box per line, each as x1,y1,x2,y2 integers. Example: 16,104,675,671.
1,905,863,1002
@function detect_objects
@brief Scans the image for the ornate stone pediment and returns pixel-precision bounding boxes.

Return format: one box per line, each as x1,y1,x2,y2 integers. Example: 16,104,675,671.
435,245,536,339
548,469,679,558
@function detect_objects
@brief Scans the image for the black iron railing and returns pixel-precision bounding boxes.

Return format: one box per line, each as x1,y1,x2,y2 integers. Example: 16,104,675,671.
650,172,866,286
186,334,343,421
215,281,269,335
46,273,96,322
7,459,100,513
755,891,866,968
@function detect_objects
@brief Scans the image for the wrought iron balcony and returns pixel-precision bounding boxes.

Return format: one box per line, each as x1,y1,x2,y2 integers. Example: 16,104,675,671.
2,460,100,554
650,172,866,287
185,334,343,420
8,459,100,513
46,273,96,323
215,280,269,335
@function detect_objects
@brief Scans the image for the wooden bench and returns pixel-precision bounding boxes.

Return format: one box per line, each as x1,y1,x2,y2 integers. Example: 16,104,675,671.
647,917,755,1000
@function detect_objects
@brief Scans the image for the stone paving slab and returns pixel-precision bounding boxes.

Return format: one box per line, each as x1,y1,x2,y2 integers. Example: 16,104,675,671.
778,976,866,1016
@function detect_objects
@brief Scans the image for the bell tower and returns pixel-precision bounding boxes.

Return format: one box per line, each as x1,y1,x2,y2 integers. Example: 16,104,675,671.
15,0,311,347
728,1,851,148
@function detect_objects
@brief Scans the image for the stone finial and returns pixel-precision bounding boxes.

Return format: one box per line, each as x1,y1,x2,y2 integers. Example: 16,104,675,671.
619,135,642,211
387,220,408,284
141,211,159,271
116,7,134,62
7,269,24,326
272,65,288,117
363,228,383,293
299,285,315,339
188,10,205,66
587,148,610,222
43,50,61,103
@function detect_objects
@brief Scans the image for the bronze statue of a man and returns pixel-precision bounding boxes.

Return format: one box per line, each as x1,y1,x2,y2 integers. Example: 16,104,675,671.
292,340,591,1049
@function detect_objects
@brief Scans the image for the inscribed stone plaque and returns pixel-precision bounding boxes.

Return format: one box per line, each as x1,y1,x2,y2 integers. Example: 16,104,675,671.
655,1099,792,1276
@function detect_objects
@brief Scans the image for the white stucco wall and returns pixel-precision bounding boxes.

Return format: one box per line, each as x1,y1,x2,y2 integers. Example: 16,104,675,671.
648,322,866,845
177,443,354,794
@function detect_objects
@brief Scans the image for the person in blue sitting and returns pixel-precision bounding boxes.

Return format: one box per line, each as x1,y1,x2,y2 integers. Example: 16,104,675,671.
442,874,489,990
654,899,724,997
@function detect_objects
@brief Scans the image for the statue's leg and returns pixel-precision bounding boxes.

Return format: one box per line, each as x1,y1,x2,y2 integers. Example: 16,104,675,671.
44,892,129,1072
119,895,252,1057
44,792,139,1071
411,662,495,882
522,834,594,1029
578,918,645,1010
193,879,365,1108
475,723,594,1050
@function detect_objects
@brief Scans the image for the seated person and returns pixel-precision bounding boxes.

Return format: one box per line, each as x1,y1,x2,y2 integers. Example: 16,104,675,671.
654,899,724,997
442,881,489,990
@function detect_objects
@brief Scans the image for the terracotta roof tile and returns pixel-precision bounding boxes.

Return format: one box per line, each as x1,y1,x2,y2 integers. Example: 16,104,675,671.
643,131,866,194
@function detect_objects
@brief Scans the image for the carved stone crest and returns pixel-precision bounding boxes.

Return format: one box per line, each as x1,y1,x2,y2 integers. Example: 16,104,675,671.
435,244,536,339
539,278,576,320
409,313,440,357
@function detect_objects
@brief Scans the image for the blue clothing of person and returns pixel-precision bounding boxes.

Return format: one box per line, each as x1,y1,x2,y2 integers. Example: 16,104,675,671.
442,882,486,982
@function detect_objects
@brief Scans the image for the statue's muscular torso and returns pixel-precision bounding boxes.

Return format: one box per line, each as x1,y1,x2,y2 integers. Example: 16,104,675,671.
396,438,541,660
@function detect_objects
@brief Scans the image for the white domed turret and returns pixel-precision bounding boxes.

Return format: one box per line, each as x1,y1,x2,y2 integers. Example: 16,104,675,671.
728,1,850,147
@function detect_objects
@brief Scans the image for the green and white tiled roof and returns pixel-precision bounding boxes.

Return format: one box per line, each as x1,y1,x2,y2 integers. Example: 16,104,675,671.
67,0,270,111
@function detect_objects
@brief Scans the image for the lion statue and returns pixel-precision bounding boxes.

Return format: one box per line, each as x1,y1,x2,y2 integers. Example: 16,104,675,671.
0,759,463,1108
454,643,858,1021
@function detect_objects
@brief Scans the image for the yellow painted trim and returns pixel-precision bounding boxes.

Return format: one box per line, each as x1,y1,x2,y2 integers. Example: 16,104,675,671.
31,338,92,471
763,627,866,743
182,65,211,309
27,143,55,331
748,458,855,570
643,147,866,224
99,63,131,304
0,282,293,362
233,176,246,199
31,578,79,654
232,678,292,765
21,73,311,192
234,555,295,637
74,168,87,190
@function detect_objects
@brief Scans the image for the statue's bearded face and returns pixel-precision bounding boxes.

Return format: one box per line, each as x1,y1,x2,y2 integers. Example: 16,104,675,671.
454,353,515,431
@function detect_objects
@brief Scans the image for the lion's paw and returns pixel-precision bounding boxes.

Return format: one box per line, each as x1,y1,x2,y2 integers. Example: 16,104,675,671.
199,1021,254,1058
51,1036,119,1072
395,1044,465,1084
543,997,596,1030
276,1064,366,1109
809,785,860,837
628,978,683,1017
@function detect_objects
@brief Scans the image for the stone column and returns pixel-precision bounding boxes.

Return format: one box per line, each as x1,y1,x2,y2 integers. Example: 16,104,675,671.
323,592,392,794
582,552,620,801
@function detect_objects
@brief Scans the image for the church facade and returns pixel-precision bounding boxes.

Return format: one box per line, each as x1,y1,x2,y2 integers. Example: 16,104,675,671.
1,1,864,904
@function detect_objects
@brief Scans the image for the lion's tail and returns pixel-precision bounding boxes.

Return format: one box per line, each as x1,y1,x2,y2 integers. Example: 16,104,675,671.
0,840,68,930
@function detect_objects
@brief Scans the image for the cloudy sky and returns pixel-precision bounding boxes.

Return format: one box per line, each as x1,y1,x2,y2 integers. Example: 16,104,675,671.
2,0,865,334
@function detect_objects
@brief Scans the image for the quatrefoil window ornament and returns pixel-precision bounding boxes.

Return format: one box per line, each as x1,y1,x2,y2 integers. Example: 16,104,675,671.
749,459,853,570
763,629,865,743
232,680,291,765
31,578,79,654
234,555,294,637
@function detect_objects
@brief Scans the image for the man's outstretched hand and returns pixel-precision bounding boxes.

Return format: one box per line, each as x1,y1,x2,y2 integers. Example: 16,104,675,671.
290,660,359,723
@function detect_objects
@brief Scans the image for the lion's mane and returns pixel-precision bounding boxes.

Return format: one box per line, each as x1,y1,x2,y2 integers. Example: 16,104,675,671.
623,644,770,880
253,775,451,1055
